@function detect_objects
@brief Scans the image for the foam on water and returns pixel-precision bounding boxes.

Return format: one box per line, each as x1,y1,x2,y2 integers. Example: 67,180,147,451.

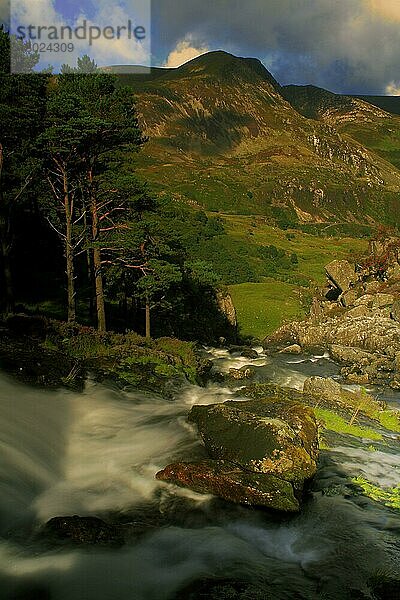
1,349,400,600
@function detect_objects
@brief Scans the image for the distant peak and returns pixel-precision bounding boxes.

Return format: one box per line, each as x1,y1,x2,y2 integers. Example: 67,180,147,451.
169,50,280,89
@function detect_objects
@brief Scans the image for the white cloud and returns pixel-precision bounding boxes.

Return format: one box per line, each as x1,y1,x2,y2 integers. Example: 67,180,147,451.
369,0,400,23
164,36,209,67
155,0,400,93
10,0,151,71
386,81,400,95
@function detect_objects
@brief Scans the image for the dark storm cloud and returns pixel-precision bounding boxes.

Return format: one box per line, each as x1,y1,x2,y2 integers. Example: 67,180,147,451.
152,0,400,94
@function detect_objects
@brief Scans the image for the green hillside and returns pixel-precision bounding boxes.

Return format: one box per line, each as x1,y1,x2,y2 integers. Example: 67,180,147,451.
114,52,399,336
120,51,400,228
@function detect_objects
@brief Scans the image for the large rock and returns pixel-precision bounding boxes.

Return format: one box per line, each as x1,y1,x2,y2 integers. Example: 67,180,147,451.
354,294,375,307
303,376,342,401
330,344,376,366
325,260,356,293
269,314,400,359
41,516,124,546
387,263,400,282
303,375,384,414
216,290,237,328
188,400,318,485
372,293,395,310
156,398,318,511
156,460,299,511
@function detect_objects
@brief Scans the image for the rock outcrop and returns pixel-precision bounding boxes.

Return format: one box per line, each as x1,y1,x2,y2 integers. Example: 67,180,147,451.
156,397,319,511
216,290,237,328
266,239,400,387
325,259,356,293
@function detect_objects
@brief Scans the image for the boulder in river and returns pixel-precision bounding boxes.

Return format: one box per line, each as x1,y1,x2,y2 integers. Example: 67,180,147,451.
41,516,124,546
156,397,318,511
228,367,255,380
156,460,300,511
240,348,259,359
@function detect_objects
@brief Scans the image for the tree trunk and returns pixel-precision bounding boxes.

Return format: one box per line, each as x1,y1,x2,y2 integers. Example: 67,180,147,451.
63,171,76,323
145,295,151,338
89,170,106,332
93,246,106,332
83,211,95,324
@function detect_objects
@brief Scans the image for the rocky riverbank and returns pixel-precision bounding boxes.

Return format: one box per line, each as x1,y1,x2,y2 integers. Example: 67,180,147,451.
0,314,211,394
266,236,400,388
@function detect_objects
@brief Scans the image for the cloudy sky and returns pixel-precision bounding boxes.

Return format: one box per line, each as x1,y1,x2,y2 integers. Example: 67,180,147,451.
2,0,400,94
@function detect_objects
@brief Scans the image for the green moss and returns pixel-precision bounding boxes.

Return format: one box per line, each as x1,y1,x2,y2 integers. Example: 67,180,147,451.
352,477,400,509
376,410,400,432
43,321,200,392
314,408,383,441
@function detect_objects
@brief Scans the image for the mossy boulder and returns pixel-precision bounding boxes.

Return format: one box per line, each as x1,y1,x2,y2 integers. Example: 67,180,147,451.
189,399,318,485
157,397,318,511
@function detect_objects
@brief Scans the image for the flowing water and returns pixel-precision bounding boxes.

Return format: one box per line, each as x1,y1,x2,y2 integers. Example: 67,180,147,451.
0,348,399,599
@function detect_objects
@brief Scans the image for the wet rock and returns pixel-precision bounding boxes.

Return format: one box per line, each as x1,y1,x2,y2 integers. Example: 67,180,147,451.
325,260,356,293
41,516,124,546
228,367,255,380
341,369,370,385
303,376,342,401
157,397,318,511
240,348,259,359
197,358,213,378
279,343,302,354
189,399,318,484
156,460,299,511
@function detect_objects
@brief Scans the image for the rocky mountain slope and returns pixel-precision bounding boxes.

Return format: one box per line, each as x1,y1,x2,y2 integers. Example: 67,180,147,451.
119,51,400,227
281,85,389,126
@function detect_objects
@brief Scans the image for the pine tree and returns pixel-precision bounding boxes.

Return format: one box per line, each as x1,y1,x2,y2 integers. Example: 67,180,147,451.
0,28,46,313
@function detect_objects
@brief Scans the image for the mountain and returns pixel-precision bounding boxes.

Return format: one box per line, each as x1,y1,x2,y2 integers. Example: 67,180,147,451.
282,84,400,173
281,85,389,126
353,96,400,116
121,51,400,227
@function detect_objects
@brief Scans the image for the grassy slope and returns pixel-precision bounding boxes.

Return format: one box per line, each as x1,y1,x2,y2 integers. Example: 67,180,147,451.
229,280,304,339
223,214,368,338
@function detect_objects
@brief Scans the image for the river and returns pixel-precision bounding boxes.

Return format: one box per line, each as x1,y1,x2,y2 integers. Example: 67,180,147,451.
0,347,399,599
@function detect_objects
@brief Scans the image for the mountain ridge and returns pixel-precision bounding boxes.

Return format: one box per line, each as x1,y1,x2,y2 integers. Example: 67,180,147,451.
114,51,400,228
